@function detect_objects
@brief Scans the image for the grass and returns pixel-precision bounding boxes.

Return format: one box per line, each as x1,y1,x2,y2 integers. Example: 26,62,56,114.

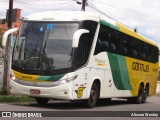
0,95,35,103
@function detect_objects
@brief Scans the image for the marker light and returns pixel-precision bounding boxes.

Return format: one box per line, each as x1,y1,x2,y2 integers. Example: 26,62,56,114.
10,74,16,81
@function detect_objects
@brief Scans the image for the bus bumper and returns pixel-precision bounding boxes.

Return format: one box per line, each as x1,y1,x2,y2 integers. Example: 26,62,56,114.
9,80,73,100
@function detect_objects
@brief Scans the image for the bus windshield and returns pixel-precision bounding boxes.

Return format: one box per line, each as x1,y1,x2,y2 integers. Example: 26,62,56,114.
12,22,79,71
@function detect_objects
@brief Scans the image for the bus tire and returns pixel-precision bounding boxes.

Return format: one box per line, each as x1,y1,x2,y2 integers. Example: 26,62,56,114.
142,86,149,103
35,97,49,105
85,83,99,108
134,85,144,104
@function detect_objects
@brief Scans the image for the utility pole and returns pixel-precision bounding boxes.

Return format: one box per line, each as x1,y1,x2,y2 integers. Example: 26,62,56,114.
81,0,86,11
2,0,13,94
8,0,13,28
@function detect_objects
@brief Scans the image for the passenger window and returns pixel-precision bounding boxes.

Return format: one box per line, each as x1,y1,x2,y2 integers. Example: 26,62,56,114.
123,47,128,54
94,24,110,55
94,23,159,63
132,50,137,57
111,43,116,50
74,20,98,67
121,38,129,56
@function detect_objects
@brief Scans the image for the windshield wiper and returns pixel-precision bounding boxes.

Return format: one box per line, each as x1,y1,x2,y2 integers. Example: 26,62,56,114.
36,40,55,72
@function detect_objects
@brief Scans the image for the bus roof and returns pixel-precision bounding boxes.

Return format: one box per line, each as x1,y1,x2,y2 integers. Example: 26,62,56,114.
116,22,157,46
24,11,100,22
24,11,157,47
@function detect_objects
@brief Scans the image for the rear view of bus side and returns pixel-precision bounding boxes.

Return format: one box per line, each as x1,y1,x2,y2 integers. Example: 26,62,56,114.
8,11,159,108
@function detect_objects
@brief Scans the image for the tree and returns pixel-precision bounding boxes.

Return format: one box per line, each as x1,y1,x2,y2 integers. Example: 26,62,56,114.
0,23,7,47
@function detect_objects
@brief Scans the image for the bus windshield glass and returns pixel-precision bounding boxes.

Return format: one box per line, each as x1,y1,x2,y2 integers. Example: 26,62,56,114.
12,22,79,71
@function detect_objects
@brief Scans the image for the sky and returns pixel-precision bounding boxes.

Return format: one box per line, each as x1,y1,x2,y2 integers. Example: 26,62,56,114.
0,0,160,47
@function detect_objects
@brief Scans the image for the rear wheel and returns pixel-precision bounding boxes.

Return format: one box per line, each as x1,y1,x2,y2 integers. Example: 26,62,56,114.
142,86,149,103
85,83,99,108
35,97,49,105
133,85,144,104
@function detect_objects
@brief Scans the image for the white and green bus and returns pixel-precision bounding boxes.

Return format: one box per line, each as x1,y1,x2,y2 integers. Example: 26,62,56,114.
4,11,159,108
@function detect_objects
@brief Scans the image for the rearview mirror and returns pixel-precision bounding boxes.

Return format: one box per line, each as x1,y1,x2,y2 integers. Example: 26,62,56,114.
72,29,89,48
2,28,19,47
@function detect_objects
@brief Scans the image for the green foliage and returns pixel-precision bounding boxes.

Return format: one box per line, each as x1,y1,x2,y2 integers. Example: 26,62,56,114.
0,19,6,24
0,95,35,103
0,29,2,47
0,88,10,95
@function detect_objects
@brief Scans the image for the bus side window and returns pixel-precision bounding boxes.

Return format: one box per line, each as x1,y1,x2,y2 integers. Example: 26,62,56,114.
120,38,129,56
150,47,159,63
123,47,128,55
109,29,123,54
74,20,98,66
94,39,102,54
75,33,93,65
141,43,147,60
103,41,109,50
120,33,132,56
131,39,139,58
111,43,116,51
94,24,110,55
132,50,137,57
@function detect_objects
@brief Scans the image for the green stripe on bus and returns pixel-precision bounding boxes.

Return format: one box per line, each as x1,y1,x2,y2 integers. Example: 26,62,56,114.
100,20,119,31
117,55,131,90
107,52,131,90
36,74,65,81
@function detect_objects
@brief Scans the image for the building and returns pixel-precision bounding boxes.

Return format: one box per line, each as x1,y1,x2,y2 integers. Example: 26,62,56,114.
0,8,22,35
6,8,22,22
0,8,22,47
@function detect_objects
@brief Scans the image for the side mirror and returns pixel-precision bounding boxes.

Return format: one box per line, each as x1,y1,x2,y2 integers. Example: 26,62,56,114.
2,28,19,47
72,29,89,48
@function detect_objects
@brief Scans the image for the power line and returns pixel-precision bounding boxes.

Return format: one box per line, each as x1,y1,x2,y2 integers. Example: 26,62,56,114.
34,0,73,2
91,0,160,19
87,2,160,43
35,0,73,1
0,13,5,17
88,2,119,22
53,2,75,10
14,0,73,6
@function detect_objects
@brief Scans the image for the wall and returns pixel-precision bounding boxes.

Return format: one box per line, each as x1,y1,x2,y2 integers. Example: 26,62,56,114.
0,48,3,89
156,81,160,93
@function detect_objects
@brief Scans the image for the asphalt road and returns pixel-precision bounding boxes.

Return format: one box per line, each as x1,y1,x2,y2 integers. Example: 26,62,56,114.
0,95,160,120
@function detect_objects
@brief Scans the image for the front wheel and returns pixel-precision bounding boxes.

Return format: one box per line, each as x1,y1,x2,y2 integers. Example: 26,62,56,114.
85,83,99,108
35,97,49,105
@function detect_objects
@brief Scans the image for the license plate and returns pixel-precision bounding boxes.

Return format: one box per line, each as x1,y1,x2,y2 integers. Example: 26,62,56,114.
30,89,40,94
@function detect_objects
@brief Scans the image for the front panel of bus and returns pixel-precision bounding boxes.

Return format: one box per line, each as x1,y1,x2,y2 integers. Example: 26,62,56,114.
10,20,98,100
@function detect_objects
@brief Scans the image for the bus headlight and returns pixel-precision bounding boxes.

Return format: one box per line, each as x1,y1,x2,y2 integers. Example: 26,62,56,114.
10,74,16,81
57,75,78,85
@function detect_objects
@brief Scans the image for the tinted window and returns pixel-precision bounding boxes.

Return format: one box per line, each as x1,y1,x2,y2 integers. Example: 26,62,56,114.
94,23,159,63
74,21,98,67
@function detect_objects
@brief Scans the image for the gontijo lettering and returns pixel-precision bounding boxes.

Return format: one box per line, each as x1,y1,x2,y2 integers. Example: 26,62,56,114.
132,62,149,72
